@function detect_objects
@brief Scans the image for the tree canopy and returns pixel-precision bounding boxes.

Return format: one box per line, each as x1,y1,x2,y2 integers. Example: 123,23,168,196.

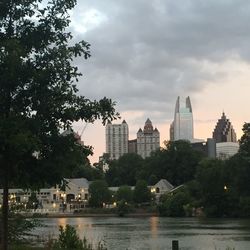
88,180,111,208
0,1,118,248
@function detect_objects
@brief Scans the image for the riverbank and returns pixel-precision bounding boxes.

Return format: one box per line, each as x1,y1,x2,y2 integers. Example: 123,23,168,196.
19,208,159,218
22,212,159,218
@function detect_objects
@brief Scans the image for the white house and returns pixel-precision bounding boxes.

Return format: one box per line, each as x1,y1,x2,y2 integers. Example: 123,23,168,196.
0,178,89,213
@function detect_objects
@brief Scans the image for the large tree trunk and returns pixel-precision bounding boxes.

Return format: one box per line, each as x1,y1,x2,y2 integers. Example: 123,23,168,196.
2,167,9,250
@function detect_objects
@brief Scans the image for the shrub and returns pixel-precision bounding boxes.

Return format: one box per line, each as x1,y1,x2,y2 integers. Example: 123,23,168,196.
51,225,107,250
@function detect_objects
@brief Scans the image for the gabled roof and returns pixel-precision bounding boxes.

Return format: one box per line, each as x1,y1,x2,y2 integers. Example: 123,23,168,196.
65,178,89,189
154,179,174,190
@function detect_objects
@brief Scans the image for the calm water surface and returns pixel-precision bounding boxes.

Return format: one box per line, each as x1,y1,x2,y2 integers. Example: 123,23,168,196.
34,217,250,250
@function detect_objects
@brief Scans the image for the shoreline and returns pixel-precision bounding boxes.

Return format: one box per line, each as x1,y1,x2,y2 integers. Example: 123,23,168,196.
21,212,159,218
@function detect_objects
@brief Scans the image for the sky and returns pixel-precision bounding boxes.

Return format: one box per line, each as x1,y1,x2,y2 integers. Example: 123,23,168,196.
69,0,250,163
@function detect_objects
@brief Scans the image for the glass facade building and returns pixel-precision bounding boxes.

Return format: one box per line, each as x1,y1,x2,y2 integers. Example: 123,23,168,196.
170,96,194,141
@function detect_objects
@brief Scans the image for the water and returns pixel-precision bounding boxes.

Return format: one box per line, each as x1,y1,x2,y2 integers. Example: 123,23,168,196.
33,216,250,250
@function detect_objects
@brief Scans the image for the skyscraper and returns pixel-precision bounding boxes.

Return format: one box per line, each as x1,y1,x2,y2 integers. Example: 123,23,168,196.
212,112,238,159
105,120,129,160
137,118,160,158
170,96,194,141
212,112,237,143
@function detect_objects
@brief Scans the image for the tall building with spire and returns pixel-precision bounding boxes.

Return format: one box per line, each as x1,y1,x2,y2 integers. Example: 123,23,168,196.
170,96,194,141
137,118,160,158
212,112,239,159
212,112,237,142
105,120,129,160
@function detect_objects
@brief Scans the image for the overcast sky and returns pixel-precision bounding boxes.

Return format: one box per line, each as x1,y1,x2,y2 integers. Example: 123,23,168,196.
70,0,250,163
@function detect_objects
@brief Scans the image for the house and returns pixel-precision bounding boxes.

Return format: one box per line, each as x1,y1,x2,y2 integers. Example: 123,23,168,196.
0,178,89,213
150,179,174,200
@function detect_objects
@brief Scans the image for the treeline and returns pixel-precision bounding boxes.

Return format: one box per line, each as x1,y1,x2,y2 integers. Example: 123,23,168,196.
74,123,250,218
107,141,204,187
158,123,250,218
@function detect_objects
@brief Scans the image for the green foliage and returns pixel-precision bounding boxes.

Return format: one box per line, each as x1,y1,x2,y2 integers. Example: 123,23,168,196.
88,180,111,208
133,180,151,204
8,214,41,243
0,0,119,189
159,190,191,217
71,163,105,181
116,185,133,203
105,153,144,186
239,123,250,155
148,174,158,185
117,199,130,217
26,192,39,209
195,159,229,217
51,225,107,250
52,225,87,250
105,141,204,188
0,0,118,247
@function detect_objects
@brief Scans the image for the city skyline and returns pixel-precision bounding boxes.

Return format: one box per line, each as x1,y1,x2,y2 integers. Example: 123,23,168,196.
70,1,250,163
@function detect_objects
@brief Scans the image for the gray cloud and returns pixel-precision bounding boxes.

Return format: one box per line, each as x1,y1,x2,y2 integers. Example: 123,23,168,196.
71,0,250,121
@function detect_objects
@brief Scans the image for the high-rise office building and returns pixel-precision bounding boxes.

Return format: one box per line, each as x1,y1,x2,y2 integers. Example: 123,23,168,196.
105,120,129,160
137,118,160,159
170,96,194,141
212,112,237,143
212,112,238,159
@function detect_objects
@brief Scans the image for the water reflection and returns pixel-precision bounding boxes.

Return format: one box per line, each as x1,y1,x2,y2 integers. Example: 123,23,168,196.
34,217,250,250
57,217,67,228
150,216,158,239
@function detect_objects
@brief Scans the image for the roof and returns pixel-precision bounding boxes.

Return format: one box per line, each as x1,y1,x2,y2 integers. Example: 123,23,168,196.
65,178,89,189
145,118,152,124
154,179,174,190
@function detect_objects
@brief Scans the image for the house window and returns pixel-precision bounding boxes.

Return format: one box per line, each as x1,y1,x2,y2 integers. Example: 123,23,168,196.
156,187,160,193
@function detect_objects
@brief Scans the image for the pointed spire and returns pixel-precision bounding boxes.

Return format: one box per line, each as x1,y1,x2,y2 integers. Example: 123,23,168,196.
145,118,152,125
175,96,180,114
186,96,192,112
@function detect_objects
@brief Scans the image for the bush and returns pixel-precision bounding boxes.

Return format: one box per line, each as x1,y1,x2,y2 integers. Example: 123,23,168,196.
51,225,107,250
159,191,190,217
117,199,130,217
8,214,41,243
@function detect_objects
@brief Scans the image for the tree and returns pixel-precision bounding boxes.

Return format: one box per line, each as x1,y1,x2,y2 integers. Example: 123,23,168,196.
0,1,118,249
133,180,151,204
88,180,111,208
159,190,191,217
141,141,204,186
117,200,130,217
116,185,133,203
239,123,250,155
195,159,237,217
71,163,105,181
105,153,144,186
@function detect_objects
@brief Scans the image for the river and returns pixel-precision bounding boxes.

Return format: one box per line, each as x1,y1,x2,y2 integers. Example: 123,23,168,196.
33,216,250,250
